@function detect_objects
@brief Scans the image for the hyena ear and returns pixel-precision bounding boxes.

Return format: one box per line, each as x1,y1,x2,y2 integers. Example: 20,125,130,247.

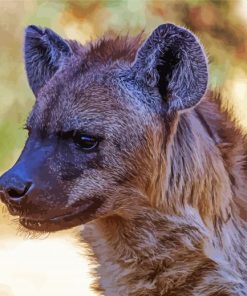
24,25,72,96
132,23,208,113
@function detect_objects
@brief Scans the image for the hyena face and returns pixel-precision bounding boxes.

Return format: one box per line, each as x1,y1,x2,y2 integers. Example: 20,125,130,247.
0,24,208,231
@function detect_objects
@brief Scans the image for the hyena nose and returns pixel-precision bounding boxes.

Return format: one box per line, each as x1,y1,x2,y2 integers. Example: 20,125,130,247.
0,174,32,206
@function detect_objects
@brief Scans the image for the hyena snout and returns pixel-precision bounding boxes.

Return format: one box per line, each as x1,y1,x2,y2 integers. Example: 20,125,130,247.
0,169,32,208
0,151,47,217
0,137,58,218
0,135,105,231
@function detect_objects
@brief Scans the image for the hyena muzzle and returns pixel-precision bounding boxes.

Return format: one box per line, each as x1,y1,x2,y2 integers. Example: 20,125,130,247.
0,23,207,232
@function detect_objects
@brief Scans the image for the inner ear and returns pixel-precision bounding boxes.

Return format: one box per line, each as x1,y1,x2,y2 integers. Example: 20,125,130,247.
156,47,180,99
132,23,208,113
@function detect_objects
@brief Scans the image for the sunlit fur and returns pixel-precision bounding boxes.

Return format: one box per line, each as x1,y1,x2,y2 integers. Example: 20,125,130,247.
81,93,247,295
4,24,247,295
72,36,247,295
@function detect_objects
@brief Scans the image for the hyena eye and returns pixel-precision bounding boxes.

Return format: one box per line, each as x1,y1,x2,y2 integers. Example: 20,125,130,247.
73,132,99,151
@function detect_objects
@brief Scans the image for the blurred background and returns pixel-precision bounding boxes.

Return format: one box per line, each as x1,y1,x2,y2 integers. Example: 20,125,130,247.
0,0,247,295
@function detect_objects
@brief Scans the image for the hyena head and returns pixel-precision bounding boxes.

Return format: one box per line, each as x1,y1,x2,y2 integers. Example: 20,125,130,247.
0,24,208,231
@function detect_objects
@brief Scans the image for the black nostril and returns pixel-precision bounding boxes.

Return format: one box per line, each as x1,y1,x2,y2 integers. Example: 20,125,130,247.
7,182,32,200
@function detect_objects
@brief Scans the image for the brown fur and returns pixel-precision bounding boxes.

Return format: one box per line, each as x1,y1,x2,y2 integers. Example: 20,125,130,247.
77,35,247,295
1,25,247,295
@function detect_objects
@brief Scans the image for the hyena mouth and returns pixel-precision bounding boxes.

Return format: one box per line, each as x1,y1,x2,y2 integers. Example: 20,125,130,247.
19,210,89,232
20,217,48,230
19,215,81,232
19,197,104,232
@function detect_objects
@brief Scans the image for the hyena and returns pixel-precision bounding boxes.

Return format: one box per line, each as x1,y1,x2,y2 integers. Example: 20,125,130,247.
0,23,247,295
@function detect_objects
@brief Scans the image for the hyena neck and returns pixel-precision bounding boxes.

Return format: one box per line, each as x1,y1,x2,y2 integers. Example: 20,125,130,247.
159,105,247,233
82,207,247,295
158,109,234,225
82,101,247,295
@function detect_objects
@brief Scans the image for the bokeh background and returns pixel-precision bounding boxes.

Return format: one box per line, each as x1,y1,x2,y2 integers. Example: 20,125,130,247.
0,1,247,295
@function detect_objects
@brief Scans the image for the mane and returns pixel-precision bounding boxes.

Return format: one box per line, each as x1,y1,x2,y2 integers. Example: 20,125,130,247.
68,32,144,65
196,92,247,221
